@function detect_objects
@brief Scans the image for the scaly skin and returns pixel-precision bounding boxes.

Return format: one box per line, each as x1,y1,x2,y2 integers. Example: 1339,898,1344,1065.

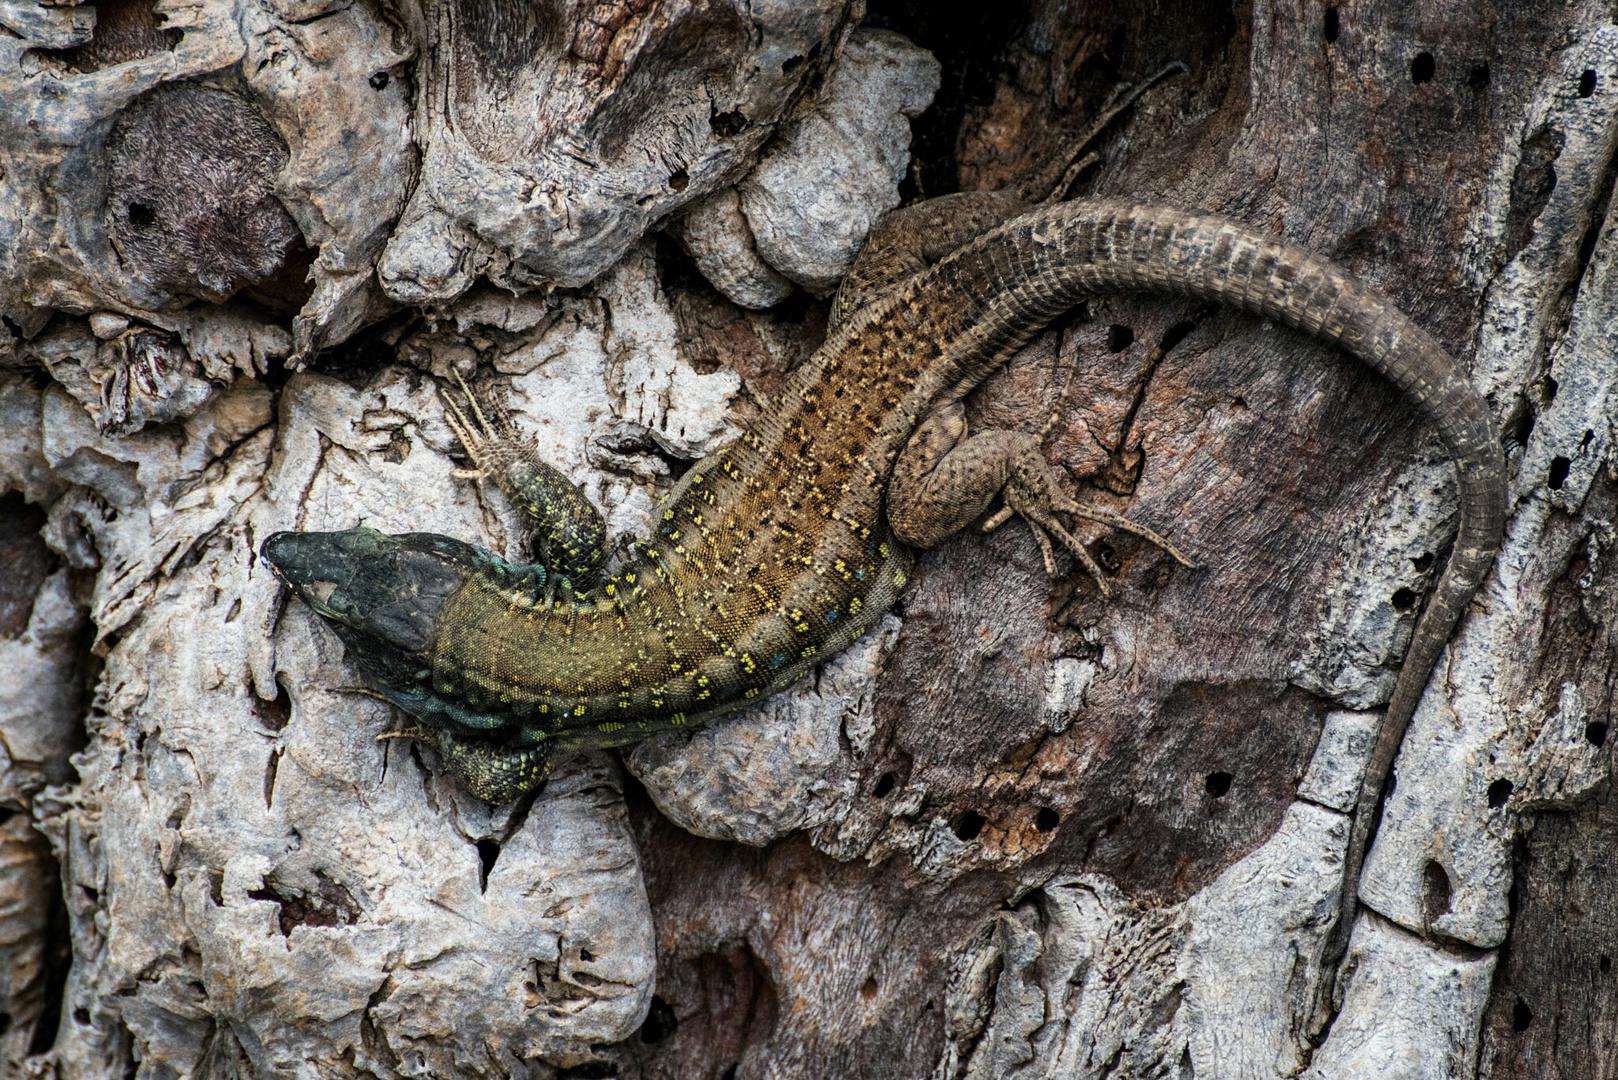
264,200,1506,945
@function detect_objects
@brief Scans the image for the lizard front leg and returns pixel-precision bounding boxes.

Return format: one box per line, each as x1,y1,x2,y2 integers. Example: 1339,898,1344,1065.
441,375,608,594
349,376,608,803
412,727,552,805
885,400,1193,595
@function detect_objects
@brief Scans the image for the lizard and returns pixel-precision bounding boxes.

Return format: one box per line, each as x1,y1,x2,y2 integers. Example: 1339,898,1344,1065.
261,69,1505,943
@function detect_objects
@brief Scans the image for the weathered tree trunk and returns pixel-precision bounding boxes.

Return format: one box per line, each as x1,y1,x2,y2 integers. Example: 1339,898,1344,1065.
0,0,1613,1077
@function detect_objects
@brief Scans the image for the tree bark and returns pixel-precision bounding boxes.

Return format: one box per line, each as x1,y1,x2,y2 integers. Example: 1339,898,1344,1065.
0,0,1614,1077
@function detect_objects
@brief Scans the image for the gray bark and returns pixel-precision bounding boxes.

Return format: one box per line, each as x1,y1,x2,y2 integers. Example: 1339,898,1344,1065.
0,0,1614,1077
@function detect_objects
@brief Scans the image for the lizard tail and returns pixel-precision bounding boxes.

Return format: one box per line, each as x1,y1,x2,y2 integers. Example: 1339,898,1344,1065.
931,198,1507,945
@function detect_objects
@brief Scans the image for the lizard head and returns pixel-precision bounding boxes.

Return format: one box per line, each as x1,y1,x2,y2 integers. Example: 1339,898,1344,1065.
260,527,483,658
261,527,555,803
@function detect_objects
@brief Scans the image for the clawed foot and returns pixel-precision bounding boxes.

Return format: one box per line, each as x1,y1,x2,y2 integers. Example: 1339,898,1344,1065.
437,372,608,594
983,491,1196,597
441,371,527,482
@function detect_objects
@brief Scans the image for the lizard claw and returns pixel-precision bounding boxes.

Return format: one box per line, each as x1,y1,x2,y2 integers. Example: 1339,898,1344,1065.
441,371,505,480
1051,496,1198,570
1008,490,1116,595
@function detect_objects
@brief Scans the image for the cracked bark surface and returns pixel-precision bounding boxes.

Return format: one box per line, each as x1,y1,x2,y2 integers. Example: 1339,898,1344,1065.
0,0,1614,1077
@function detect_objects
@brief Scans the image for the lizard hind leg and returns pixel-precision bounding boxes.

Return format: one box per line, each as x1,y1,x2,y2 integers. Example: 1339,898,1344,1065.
440,375,608,587
886,405,1193,596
